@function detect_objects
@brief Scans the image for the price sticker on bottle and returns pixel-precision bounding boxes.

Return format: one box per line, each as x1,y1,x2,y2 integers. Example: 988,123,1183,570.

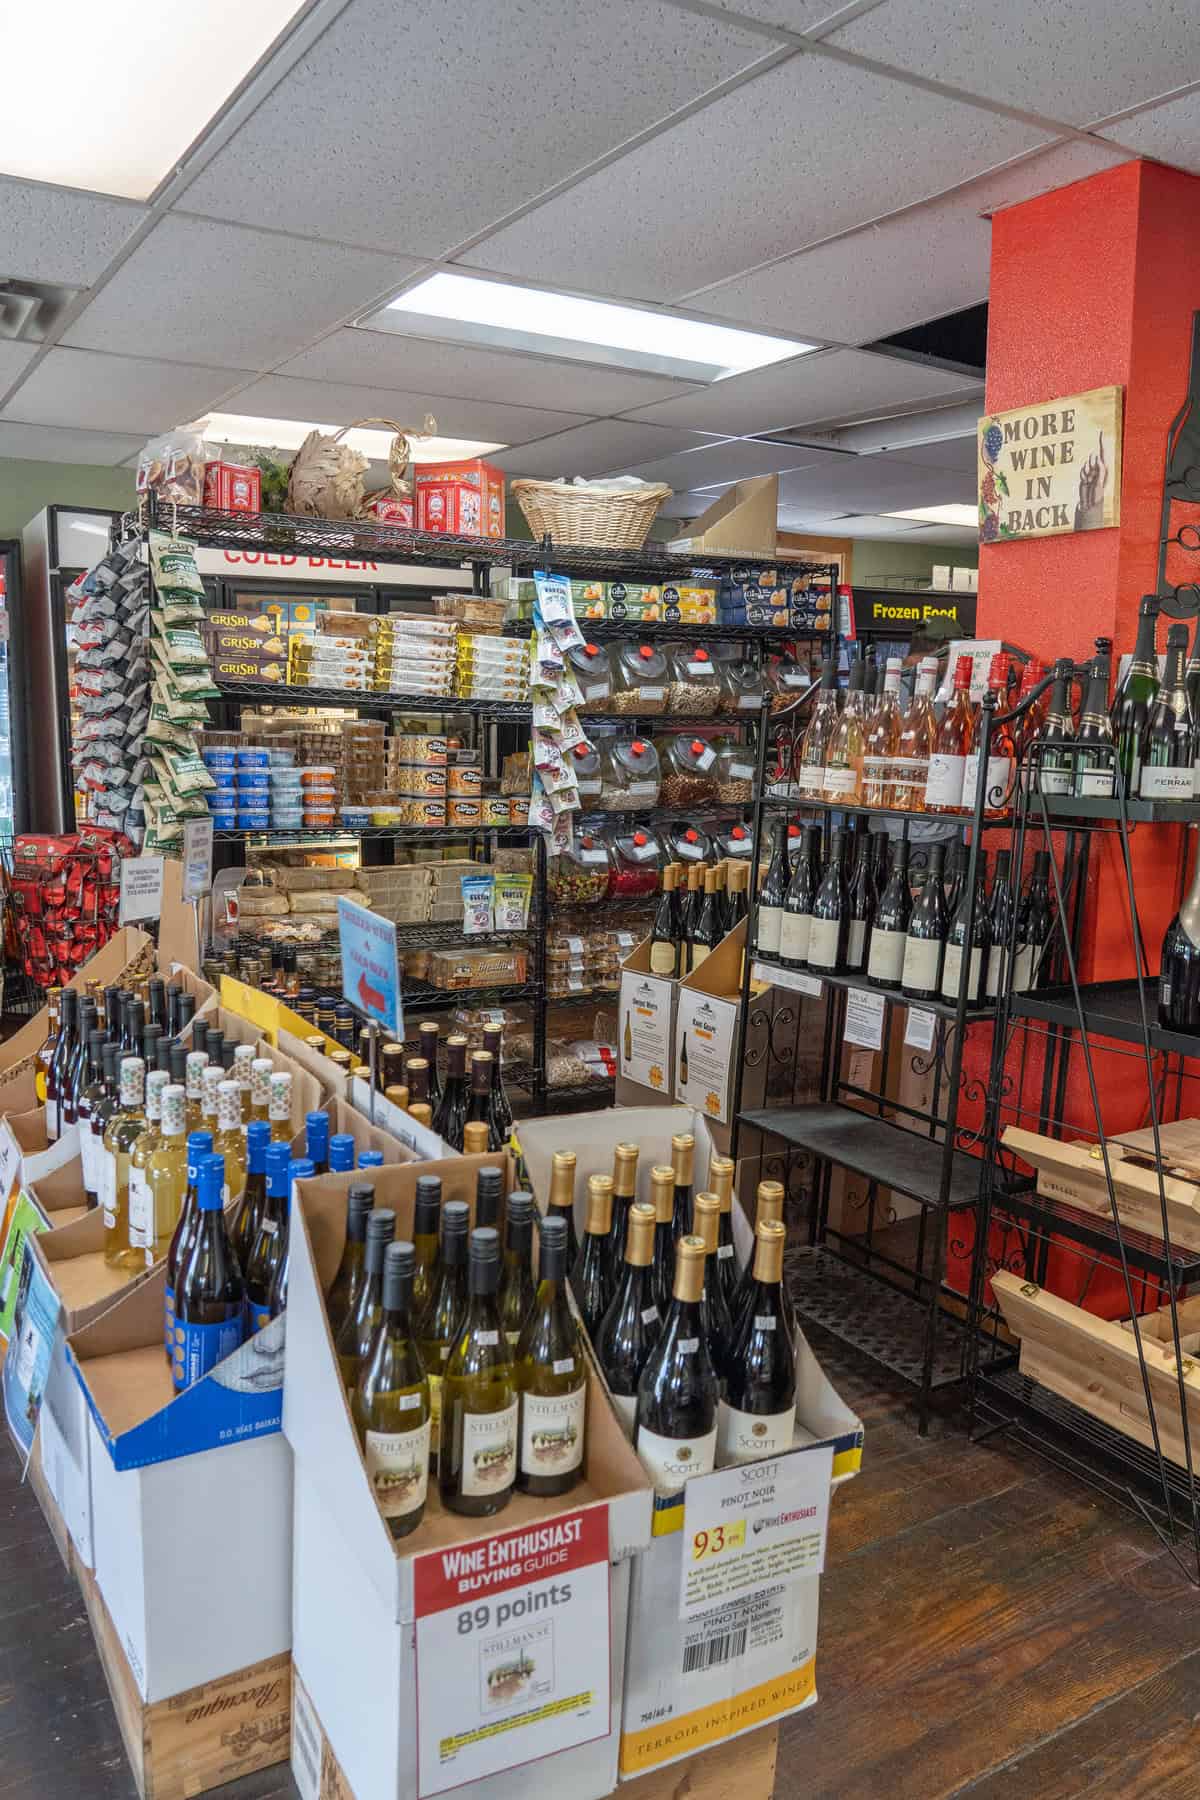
679,1445,832,1620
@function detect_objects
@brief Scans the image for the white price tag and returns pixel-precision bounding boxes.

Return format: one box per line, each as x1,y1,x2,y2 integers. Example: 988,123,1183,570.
680,1444,832,1621
0,1123,21,1202
119,854,165,924
904,1007,938,1051
181,817,214,901
844,987,885,1051
751,960,823,998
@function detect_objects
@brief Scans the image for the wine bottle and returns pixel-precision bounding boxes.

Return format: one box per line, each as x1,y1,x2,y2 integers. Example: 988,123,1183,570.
326,1183,378,1337
46,988,78,1142
778,824,820,970
474,1163,504,1231
984,849,1016,1000
416,1199,470,1465
1072,641,1116,797
173,1154,244,1393
102,1056,147,1272
794,657,838,796
649,862,682,977
689,867,722,973
962,653,1016,816
572,1174,614,1338
329,1133,355,1174
941,853,990,1006
821,653,865,804
925,655,975,813
463,1051,498,1150
866,839,911,988
409,1173,441,1315
862,657,903,806
432,1035,469,1151
680,862,704,949
1114,595,1161,792
692,1192,733,1392
127,1069,168,1267
214,1081,246,1207
164,1129,212,1362
35,988,60,1112
649,1164,676,1311
55,990,83,1134
901,845,949,1000
351,1241,431,1539
595,1201,661,1435
942,837,965,921
548,1150,580,1270
1160,830,1200,1029
1188,613,1200,728
720,1220,796,1464
708,1153,741,1310
755,818,789,959
1140,622,1195,801
806,828,849,973
845,825,876,973
268,1071,293,1145
481,1023,514,1146
1014,850,1055,992
244,1142,293,1335
670,1133,694,1246
731,1180,787,1332
305,1110,330,1176
418,1020,443,1113
77,1030,107,1208
515,1214,586,1497
725,858,749,938
634,1236,719,1494
499,1191,537,1348
439,1227,517,1517
606,1142,639,1282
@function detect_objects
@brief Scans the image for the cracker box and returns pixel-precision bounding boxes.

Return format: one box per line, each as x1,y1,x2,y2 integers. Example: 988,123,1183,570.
203,460,262,513
414,460,506,539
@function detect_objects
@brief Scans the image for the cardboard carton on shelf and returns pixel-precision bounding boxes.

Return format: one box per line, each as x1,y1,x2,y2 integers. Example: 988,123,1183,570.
414,458,506,538
285,1156,653,1800
665,475,779,558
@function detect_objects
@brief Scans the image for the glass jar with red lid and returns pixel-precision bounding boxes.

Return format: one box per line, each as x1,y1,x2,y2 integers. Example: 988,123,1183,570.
611,642,669,716
598,735,661,811
656,734,719,806
664,643,722,715
764,654,814,714
717,658,767,717
663,819,715,867
546,817,612,908
609,825,664,900
570,740,603,806
712,739,756,803
714,820,754,862
568,642,613,714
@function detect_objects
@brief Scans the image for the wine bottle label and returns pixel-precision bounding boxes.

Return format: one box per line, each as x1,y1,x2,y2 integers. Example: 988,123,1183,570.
1161,979,1172,1009
172,1311,243,1393
807,917,842,970
868,927,906,984
649,941,677,976
366,1421,431,1520
519,1385,586,1477
689,944,711,973
822,766,858,797
635,1422,718,1496
79,1125,101,1195
1037,764,1071,796
753,1315,778,1330
245,1298,273,1335
986,945,1008,997
428,1374,443,1455
460,1401,518,1497
717,1245,735,1262
940,942,983,1000
756,905,783,956
678,1336,700,1353
717,1401,797,1465
1140,764,1193,800
99,1155,117,1230
901,936,941,993
1078,767,1115,796
847,920,868,966
962,754,1011,811
924,753,966,807
610,1391,637,1435
475,1329,500,1347
796,765,821,794
1013,945,1036,992
128,1169,154,1249
642,1305,662,1323
259,1216,279,1237
778,908,812,966
46,1096,59,1141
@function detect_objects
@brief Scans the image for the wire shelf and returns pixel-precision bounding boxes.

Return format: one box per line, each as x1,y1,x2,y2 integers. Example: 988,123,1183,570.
786,1247,970,1391
212,678,530,720
505,621,832,643
213,824,533,845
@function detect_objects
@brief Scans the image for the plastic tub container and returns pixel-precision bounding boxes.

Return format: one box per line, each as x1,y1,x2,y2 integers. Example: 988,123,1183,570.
210,769,237,792
271,811,305,831
266,747,296,767
341,806,371,827
209,809,237,830
202,748,237,771
301,765,338,789
235,770,270,793
236,748,269,769
303,808,338,829
237,808,271,829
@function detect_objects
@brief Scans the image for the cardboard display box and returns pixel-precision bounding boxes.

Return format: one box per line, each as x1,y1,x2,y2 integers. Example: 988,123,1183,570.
0,924,156,1114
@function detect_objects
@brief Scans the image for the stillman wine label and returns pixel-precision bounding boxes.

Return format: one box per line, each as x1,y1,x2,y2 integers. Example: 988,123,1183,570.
806,917,841,969
716,1401,796,1464
127,1169,154,1248
636,1423,718,1496
461,1400,518,1497
756,905,782,956
868,927,905,983
366,1422,431,1518
649,942,676,975
519,1386,586,1477
778,909,812,965
901,936,940,991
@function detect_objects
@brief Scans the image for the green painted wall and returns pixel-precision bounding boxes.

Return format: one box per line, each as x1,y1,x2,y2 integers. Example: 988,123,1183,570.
851,538,978,587
0,460,136,541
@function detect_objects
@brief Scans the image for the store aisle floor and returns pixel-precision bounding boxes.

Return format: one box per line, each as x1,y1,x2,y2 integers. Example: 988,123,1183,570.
4,1326,1199,1799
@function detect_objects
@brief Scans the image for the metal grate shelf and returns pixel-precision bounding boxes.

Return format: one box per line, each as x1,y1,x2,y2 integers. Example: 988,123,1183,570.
786,1248,968,1391
739,1101,982,1210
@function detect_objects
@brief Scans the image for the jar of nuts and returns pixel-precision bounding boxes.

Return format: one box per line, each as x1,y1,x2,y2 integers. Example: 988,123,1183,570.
569,740,603,805
764,654,815,714
712,739,756,803
611,643,669,716
546,818,612,908
717,658,767,716
598,736,661,811
568,642,614,713
664,643,722,715
656,733,719,806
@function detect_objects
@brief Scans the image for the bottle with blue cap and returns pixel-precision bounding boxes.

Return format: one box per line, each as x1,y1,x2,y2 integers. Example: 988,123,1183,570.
244,1142,292,1334
329,1133,355,1174
358,1149,384,1170
173,1154,244,1393
270,1158,314,1318
233,1121,272,1267
165,1130,212,1362
305,1110,330,1176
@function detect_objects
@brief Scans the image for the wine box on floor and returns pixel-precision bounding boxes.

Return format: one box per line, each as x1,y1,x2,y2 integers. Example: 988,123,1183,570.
66,1269,292,1703
286,1158,653,1800
27,1420,73,1571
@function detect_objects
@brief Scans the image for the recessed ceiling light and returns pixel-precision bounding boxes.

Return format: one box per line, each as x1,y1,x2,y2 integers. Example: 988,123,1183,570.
885,504,980,529
363,272,815,384
199,413,506,464
1,2,306,199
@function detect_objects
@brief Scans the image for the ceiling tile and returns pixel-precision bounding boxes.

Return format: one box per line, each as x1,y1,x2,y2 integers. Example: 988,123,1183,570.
776,452,972,514
489,419,719,479
697,0,866,30
689,139,1127,341
466,56,1049,300
623,436,835,487
621,348,980,434
221,373,592,448
179,0,770,255
804,512,931,539
830,0,1200,127
1,348,252,436
62,217,418,369
281,328,703,415
1099,88,1200,170
880,436,979,474
0,421,146,466
885,521,979,545
0,342,40,394
0,177,146,287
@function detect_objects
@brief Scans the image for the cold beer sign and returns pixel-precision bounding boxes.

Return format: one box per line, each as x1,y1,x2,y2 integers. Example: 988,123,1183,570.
977,384,1122,544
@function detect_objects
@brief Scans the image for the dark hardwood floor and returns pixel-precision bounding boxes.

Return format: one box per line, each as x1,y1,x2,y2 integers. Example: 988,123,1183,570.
4,1327,1199,1798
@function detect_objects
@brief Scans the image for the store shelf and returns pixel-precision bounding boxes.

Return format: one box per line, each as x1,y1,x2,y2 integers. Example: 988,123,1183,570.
994,1177,1200,1282
507,621,829,643
737,1101,982,1210
508,1064,615,1112
213,678,530,719
401,979,535,1013
760,792,1012,827
749,958,996,1024
1009,978,1197,1057
213,823,533,845
786,1247,969,1390
577,712,762,732
1037,793,1200,824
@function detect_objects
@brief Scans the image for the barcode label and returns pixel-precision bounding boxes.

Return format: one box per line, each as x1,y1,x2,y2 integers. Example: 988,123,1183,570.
681,1625,748,1673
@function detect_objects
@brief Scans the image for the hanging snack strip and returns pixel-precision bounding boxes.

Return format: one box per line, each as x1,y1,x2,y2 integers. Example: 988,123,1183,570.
144,532,219,849
530,572,592,856
69,531,151,847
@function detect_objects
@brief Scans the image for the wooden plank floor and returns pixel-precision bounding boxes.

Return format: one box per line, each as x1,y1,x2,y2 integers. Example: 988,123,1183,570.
5,1328,1200,1798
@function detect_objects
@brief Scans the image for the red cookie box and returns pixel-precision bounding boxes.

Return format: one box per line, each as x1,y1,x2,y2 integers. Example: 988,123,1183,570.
414,460,505,538
203,461,263,514
362,494,414,526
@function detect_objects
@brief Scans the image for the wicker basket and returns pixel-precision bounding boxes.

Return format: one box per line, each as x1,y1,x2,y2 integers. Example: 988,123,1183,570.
511,479,672,549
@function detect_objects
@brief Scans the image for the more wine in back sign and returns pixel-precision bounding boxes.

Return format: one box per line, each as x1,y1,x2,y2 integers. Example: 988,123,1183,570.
977,384,1122,543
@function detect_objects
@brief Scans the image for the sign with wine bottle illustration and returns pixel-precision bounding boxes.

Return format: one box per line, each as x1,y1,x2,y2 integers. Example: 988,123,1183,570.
978,385,1123,543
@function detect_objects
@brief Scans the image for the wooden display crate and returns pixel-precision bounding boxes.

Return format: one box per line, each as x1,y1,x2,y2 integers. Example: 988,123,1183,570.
1002,1123,1200,1253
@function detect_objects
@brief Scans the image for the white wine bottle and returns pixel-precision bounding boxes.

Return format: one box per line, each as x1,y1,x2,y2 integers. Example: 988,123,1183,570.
352,1241,431,1539
439,1227,517,1517
515,1215,587,1497
635,1236,719,1495
720,1220,796,1464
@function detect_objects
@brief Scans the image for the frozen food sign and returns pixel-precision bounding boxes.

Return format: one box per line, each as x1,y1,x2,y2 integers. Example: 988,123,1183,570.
978,385,1122,544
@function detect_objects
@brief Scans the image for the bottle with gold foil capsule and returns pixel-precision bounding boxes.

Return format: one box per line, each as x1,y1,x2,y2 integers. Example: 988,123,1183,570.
268,1071,293,1145
549,1150,580,1271
215,1080,248,1207
571,1174,614,1338
233,1044,256,1125
385,1085,410,1116
607,1142,639,1283
249,1057,273,1125
144,1084,189,1268
595,1201,660,1435
462,1120,490,1156
707,1154,742,1311
649,1164,676,1311
184,1050,207,1133
634,1235,719,1494
721,1220,796,1464
409,1103,433,1130
670,1133,694,1246
127,1070,168,1266
405,1057,430,1113
102,1057,147,1271
692,1193,734,1393
380,1042,406,1094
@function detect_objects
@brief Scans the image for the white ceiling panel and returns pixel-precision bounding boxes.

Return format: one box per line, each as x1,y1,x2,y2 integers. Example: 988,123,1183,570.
1,348,252,436
178,0,770,256
62,217,418,370
887,522,979,546
221,373,592,449
489,419,719,479
688,138,1127,341
464,56,1049,301
697,0,871,30
776,454,971,513
658,486,733,518
0,421,146,466
0,177,146,287
831,0,1200,128
622,436,836,488
879,436,979,474
621,348,980,434
0,342,40,394
1098,88,1200,171
800,513,930,539
280,328,703,416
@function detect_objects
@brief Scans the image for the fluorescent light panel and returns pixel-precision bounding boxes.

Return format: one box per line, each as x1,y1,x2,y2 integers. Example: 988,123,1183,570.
367,273,814,383
885,504,980,528
0,1,305,199
200,413,505,463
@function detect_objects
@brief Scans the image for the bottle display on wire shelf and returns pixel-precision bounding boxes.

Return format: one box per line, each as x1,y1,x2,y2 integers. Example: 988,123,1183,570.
634,1236,719,1494
708,1153,742,1310
596,1201,661,1436
795,657,839,797
415,1199,469,1463
649,862,682,976
962,653,1016,817
941,851,990,1007
650,1163,676,1312
352,1241,431,1539
102,1057,147,1272
925,655,976,813
732,1180,787,1330
821,653,866,804
1072,640,1116,797
721,1219,796,1464
77,1031,108,1209
514,1214,586,1497
1034,660,1076,796
165,1130,212,1360
172,1154,244,1394
1159,830,1200,1030
1114,595,1160,793
432,1034,469,1151
754,818,790,960
692,1192,733,1394
901,845,950,1001
548,1151,580,1271
498,1190,537,1349
1013,850,1055,992
862,657,903,806
845,825,876,973
232,1120,272,1270
607,1142,639,1283
335,1206,397,1386
807,828,849,974
481,1023,513,1146
1139,622,1195,801
942,837,966,920
866,839,911,988
127,1069,168,1268
778,823,820,970
244,1143,293,1334
409,1174,440,1317
572,1173,614,1339
268,1071,293,1145
1013,657,1049,758
439,1227,518,1518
